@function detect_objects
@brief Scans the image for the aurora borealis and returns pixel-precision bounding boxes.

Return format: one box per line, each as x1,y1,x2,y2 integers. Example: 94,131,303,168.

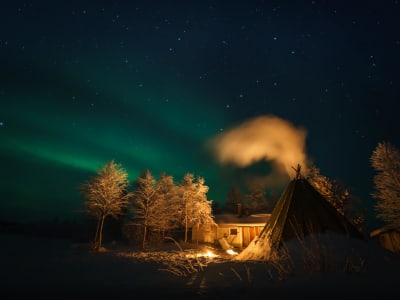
1,1,399,229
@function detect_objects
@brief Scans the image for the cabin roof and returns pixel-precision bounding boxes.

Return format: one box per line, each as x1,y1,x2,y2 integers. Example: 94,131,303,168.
213,213,270,226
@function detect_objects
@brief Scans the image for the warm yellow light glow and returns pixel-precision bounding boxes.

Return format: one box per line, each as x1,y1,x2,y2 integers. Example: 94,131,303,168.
226,249,238,255
185,250,219,259
200,250,218,258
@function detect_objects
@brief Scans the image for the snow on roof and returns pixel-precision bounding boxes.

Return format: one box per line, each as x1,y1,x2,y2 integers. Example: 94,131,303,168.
213,213,270,226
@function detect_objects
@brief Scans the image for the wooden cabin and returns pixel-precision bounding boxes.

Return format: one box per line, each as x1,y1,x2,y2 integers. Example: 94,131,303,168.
192,213,270,249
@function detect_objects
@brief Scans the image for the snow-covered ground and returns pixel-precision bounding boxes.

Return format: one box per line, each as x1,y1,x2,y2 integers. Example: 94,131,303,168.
0,233,399,299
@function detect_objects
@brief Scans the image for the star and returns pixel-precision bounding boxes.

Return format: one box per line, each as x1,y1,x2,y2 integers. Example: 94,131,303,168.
0,0,398,236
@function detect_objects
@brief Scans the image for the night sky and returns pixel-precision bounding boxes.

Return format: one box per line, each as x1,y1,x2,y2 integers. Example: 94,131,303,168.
1,1,399,230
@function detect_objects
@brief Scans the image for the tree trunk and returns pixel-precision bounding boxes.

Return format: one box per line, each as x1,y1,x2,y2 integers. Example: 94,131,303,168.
97,215,106,251
93,217,102,251
142,225,147,249
196,223,199,246
184,216,188,243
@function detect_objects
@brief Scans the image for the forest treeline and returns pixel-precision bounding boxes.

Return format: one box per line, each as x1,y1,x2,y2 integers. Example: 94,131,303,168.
80,158,368,252
81,164,217,251
2,141,398,250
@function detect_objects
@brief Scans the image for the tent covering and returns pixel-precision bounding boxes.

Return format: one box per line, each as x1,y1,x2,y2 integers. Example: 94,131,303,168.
235,172,365,261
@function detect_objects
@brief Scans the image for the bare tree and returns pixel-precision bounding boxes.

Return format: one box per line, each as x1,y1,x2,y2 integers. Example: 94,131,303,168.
80,160,131,251
177,173,216,243
307,165,365,229
155,173,181,238
130,169,161,249
370,141,400,227
191,176,217,240
307,165,348,215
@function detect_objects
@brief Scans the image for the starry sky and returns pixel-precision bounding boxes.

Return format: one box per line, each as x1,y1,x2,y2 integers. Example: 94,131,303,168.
1,0,399,229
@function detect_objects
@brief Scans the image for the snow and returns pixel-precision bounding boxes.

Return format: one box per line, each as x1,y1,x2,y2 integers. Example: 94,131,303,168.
1,233,399,299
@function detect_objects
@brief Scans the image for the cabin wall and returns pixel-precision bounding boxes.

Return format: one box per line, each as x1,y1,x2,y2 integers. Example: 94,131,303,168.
216,225,242,248
192,224,265,248
242,226,264,247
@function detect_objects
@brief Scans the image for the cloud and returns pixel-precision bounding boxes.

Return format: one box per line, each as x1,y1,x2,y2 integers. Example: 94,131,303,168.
207,115,309,178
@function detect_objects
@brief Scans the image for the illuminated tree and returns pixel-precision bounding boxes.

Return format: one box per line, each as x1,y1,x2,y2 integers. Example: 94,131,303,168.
370,141,400,227
81,160,131,251
155,173,181,237
177,173,216,243
130,169,161,249
308,165,348,215
307,165,365,229
191,176,217,238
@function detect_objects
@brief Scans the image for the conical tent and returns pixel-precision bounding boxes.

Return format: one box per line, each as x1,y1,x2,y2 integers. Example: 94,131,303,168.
235,168,365,261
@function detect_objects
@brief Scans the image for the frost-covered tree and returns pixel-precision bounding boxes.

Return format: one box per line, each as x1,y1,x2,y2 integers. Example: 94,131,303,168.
307,165,348,215
191,176,217,236
155,173,181,237
80,160,131,251
307,165,365,229
177,173,216,243
370,141,400,227
130,169,162,249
